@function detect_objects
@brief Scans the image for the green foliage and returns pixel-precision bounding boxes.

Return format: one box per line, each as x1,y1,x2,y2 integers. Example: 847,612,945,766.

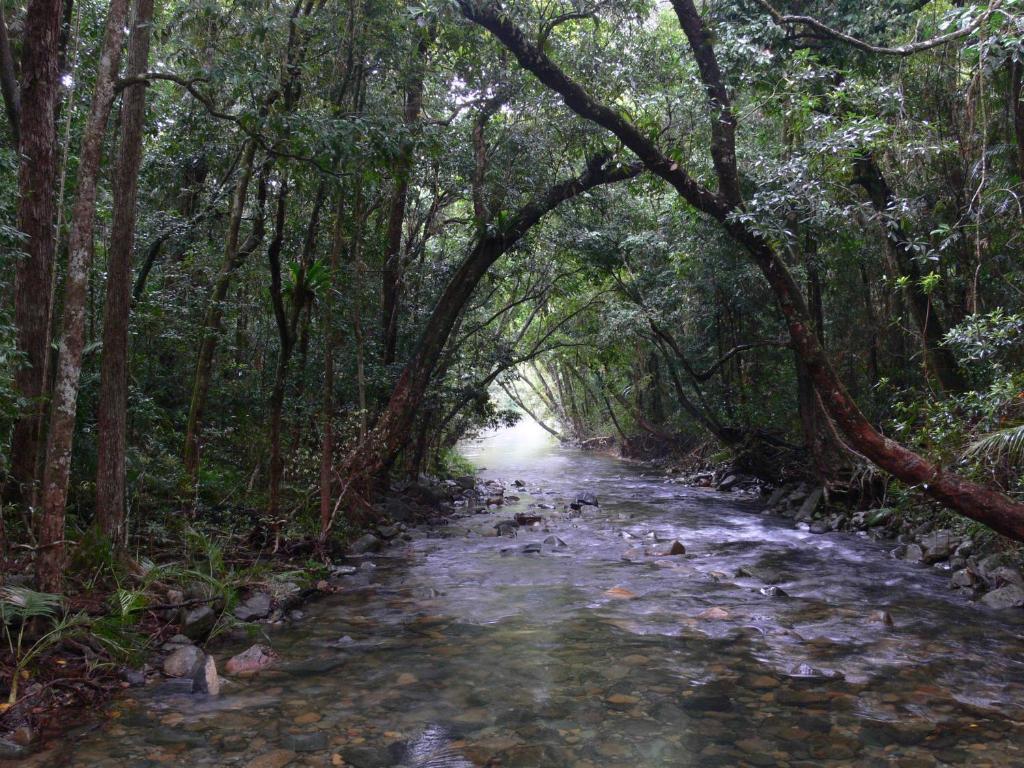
434,447,476,478
0,588,86,706
966,424,1024,467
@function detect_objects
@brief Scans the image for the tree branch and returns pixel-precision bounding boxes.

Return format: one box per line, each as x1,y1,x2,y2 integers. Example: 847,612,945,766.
752,0,998,58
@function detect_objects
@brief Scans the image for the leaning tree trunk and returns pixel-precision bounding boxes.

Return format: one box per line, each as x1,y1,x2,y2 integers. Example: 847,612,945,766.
331,156,641,521
38,0,131,592
459,0,1024,542
8,0,62,506
95,0,155,545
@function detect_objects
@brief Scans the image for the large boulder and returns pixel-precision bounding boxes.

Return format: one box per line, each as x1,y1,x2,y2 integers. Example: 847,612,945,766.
179,605,217,641
795,488,823,523
716,475,739,492
918,530,961,564
380,497,416,523
980,585,1024,610
902,544,925,563
225,644,278,675
234,592,272,622
950,569,977,589
988,566,1024,588
575,492,599,507
765,484,789,510
163,645,203,678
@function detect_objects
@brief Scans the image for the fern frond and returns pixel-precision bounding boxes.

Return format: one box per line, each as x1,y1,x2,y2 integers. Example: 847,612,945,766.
965,423,1024,466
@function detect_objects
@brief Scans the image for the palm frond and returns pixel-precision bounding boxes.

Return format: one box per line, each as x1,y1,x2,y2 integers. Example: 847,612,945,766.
0,587,63,623
965,423,1024,466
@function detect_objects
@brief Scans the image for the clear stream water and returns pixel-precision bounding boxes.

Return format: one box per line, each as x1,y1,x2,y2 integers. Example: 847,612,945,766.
16,422,1024,767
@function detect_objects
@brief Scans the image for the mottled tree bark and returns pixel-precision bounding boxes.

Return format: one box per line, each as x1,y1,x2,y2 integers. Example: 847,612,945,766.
38,0,131,592
95,0,155,544
8,0,61,506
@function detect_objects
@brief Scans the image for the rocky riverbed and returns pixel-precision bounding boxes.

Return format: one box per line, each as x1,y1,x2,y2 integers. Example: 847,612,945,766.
7,423,1024,767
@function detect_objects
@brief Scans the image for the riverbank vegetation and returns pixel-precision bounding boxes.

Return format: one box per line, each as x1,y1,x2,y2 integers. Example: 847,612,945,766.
2,0,1024,744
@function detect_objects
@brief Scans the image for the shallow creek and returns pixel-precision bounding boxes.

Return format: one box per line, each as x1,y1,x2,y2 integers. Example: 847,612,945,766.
24,423,1024,766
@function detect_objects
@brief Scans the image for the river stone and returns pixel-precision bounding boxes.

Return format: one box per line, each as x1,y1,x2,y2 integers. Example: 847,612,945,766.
919,530,960,563
234,592,272,622
903,544,925,563
680,690,733,712
455,475,476,490
950,569,976,589
736,566,787,584
225,644,277,674
664,540,686,556
192,653,220,695
0,738,27,758
576,491,599,506
717,475,739,492
867,610,894,626
494,520,517,536
161,633,193,651
282,732,328,752
350,533,382,554
765,484,789,509
156,677,195,695
342,745,397,768
382,497,415,522
980,584,1024,609
244,750,296,768
795,487,823,522
179,605,216,640
543,535,568,550
976,552,1012,581
809,520,830,534
163,644,203,677
120,667,146,687
988,565,1024,588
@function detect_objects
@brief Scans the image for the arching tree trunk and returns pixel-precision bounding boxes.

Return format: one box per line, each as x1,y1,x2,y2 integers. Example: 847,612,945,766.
331,156,641,521
95,0,155,545
460,0,1024,542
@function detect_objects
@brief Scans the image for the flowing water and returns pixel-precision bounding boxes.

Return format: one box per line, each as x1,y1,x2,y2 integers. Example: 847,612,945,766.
21,423,1024,766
